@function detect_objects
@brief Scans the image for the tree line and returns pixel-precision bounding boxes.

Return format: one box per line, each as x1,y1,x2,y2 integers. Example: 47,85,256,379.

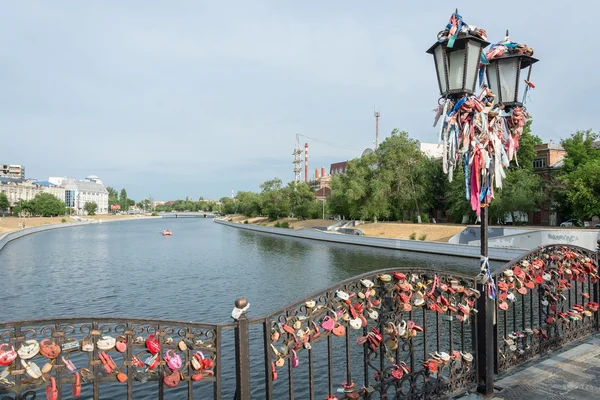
229,125,599,225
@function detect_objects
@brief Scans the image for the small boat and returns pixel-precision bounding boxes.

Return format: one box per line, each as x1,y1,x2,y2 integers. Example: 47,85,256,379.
162,229,172,236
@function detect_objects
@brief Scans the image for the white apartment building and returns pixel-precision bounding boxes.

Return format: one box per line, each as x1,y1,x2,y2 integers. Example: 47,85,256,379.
63,178,109,215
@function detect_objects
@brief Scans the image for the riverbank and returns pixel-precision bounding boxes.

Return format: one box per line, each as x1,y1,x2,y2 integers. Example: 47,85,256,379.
224,216,465,242
214,218,525,261
0,214,150,234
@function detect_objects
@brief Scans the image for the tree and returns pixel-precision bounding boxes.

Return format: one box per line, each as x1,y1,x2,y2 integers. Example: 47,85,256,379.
555,130,600,220
119,189,128,211
219,197,236,214
259,178,290,221
0,193,9,212
285,182,318,219
84,201,98,216
107,187,119,211
18,193,66,217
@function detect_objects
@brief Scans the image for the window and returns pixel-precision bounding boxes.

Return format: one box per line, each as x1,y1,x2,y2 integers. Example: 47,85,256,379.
533,158,546,169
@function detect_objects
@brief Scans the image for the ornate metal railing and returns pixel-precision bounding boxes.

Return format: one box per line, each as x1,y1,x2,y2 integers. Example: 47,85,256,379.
0,244,597,399
0,317,232,400
247,268,480,400
491,245,599,374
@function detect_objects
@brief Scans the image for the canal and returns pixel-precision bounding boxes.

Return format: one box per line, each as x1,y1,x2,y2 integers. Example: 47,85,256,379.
0,218,500,399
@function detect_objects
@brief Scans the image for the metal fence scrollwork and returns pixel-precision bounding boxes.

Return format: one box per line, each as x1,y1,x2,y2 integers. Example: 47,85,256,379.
0,244,597,399
256,269,479,400
493,245,599,374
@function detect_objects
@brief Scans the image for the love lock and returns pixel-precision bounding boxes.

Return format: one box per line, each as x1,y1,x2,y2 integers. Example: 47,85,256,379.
164,350,182,371
39,339,61,360
146,334,160,354
96,336,116,351
0,344,17,366
115,336,127,353
144,353,159,370
81,336,94,352
45,377,58,400
22,359,42,379
17,340,40,360
61,337,80,353
42,359,55,374
163,370,181,388
72,372,81,397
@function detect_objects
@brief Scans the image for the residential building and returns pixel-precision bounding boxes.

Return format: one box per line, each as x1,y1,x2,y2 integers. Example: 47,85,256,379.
62,177,109,215
0,164,25,180
0,178,43,208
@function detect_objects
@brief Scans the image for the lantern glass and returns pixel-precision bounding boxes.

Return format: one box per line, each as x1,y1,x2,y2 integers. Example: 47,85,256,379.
486,64,498,104
448,49,466,91
498,58,519,104
465,41,482,92
434,45,448,95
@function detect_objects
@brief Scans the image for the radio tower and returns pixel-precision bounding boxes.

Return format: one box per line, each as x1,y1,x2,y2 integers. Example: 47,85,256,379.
293,134,302,182
374,108,380,149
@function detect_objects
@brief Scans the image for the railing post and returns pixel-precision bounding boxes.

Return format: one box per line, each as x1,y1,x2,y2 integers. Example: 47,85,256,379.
476,205,495,395
234,298,251,400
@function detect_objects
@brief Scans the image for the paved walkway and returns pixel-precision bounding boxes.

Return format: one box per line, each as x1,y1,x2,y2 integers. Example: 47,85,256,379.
457,335,600,399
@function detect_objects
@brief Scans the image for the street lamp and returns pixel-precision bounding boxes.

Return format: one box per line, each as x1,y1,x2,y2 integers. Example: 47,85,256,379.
486,31,538,107
426,11,489,98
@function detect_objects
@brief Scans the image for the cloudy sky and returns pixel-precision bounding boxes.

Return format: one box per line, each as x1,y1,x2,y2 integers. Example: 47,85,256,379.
1,1,597,200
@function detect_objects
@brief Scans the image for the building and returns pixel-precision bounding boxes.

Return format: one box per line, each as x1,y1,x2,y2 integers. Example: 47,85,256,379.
49,177,68,186
419,143,444,159
62,177,109,215
531,142,567,226
0,178,43,208
1,164,25,180
329,161,348,176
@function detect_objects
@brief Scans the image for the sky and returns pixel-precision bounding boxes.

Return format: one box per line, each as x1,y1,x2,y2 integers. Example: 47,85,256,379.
1,1,598,201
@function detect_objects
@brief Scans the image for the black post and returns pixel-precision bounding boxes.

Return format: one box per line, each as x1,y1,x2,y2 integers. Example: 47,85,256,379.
476,205,495,395
234,298,251,400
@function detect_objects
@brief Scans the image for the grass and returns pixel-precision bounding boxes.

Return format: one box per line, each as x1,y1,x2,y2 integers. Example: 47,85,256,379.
419,234,427,241
409,232,417,240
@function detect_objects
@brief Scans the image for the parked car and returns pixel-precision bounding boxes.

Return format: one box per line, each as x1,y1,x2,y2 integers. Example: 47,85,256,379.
560,219,583,227
595,224,600,228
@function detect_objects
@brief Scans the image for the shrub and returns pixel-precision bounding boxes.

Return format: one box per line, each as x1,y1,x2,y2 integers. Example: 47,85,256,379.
261,223,267,226
281,221,290,229
409,232,417,240
411,213,430,223
244,220,249,224
151,212,158,216
274,221,281,228
419,234,427,241
61,218,67,223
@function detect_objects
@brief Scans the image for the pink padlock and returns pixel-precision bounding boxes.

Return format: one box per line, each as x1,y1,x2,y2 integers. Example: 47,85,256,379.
0,344,17,367
164,350,182,371
291,350,299,368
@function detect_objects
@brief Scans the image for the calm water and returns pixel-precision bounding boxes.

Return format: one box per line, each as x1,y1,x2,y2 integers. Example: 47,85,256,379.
0,218,498,399
0,218,493,322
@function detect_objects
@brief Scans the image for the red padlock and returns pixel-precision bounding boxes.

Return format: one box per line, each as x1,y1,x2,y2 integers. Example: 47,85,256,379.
46,377,58,400
72,372,81,398
146,334,160,354
0,344,17,367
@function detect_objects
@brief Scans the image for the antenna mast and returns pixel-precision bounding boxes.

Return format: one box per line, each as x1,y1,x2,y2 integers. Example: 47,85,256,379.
293,134,302,182
374,107,380,149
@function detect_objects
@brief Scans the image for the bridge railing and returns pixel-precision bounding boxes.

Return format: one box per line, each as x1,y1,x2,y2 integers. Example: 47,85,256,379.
0,244,597,399
491,245,599,374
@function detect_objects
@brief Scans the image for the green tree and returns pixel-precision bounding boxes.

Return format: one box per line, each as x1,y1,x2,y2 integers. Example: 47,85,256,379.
0,193,9,212
84,201,98,216
513,121,542,171
107,187,119,212
26,193,66,217
285,182,318,219
219,197,236,214
555,130,600,220
259,178,290,221
236,191,261,217
119,189,128,211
